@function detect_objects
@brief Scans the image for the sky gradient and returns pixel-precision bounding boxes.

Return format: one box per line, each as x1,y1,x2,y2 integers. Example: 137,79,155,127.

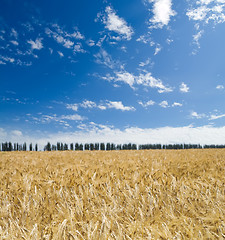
1,0,225,148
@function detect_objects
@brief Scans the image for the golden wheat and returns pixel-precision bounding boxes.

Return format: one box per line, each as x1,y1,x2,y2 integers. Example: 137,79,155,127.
0,149,225,239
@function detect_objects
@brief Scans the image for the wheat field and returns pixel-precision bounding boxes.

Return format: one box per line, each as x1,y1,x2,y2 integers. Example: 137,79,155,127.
0,149,225,239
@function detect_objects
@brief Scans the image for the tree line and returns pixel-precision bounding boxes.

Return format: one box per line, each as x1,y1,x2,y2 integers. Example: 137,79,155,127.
1,142,225,151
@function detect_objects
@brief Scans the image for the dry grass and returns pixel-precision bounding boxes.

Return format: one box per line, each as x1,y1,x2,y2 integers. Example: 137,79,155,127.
0,149,225,239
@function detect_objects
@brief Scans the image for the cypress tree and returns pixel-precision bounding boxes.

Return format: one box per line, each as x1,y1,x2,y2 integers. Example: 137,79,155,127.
100,143,105,151
70,143,74,151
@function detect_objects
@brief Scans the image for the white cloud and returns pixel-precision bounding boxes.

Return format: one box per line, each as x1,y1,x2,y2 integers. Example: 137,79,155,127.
66,104,79,111
0,55,15,64
209,113,225,120
30,113,85,126
61,114,84,121
87,39,95,47
148,0,176,28
138,100,155,107
57,51,64,57
74,43,86,53
191,111,206,119
106,101,135,111
136,73,173,93
27,38,43,50
192,30,204,50
187,1,225,24
139,58,152,67
70,30,85,40
11,28,18,39
94,49,117,69
11,130,23,137
80,100,97,109
172,102,182,107
216,85,224,90
103,71,172,92
115,71,136,88
45,24,85,52
179,82,189,93
159,100,169,108
101,6,134,40
10,40,19,46
67,100,135,112
63,39,74,48
96,35,106,47
154,44,162,55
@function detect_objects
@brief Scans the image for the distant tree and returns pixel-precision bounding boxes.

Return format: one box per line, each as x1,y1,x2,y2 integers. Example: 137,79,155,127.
45,142,51,151
85,143,90,151
106,143,111,151
70,143,74,151
57,142,61,151
79,143,83,151
127,143,132,150
8,142,13,151
94,143,99,151
23,142,27,151
110,143,116,151
75,143,79,151
64,143,68,151
61,143,64,151
29,143,33,151
122,144,128,150
132,144,137,150
116,144,122,150
100,143,105,151
35,144,38,151
90,143,94,151
52,145,57,151
18,144,22,151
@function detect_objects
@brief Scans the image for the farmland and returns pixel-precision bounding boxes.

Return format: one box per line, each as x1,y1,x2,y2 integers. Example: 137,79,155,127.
0,149,225,239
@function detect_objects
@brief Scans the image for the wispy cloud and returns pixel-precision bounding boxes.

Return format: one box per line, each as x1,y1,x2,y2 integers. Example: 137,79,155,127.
29,113,85,128
0,55,15,64
57,51,64,57
138,100,155,107
94,49,119,69
216,85,224,90
159,100,169,108
67,99,135,112
136,72,173,93
115,71,136,88
172,102,182,107
106,101,135,111
209,113,225,120
45,24,85,52
99,6,134,40
191,111,206,119
179,82,189,93
10,40,19,46
80,100,97,109
187,1,225,24
139,58,152,67
103,71,173,93
27,38,43,50
66,103,79,111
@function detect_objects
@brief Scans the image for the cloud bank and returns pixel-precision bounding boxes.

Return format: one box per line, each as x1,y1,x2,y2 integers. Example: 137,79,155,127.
2,125,225,150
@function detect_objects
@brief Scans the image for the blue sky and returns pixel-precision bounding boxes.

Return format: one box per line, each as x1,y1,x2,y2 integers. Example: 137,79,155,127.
1,0,225,147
